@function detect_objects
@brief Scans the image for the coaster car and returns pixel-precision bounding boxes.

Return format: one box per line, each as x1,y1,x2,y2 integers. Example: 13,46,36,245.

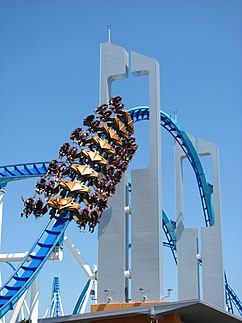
59,180,90,194
47,196,80,212
102,125,123,146
70,164,99,178
122,110,134,134
91,136,116,155
113,116,129,139
81,149,107,166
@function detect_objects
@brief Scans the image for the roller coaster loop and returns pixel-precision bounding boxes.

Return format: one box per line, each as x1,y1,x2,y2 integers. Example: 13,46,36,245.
129,106,214,227
0,106,240,318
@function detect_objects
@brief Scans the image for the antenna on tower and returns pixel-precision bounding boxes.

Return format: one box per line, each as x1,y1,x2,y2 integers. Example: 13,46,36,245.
174,110,178,121
107,25,111,43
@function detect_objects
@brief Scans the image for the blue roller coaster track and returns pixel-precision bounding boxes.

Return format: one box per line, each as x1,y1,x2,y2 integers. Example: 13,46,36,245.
129,106,214,227
72,280,92,315
0,162,49,189
50,277,61,318
0,107,240,318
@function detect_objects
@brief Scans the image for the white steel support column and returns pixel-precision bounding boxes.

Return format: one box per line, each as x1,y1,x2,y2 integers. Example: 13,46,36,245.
63,235,94,280
198,138,225,309
10,290,28,323
80,280,94,314
30,275,40,323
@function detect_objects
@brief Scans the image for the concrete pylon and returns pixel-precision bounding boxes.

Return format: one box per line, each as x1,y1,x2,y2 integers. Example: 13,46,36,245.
198,138,225,309
97,43,129,303
175,135,200,301
175,134,225,310
98,43,163,303
130,51,163,302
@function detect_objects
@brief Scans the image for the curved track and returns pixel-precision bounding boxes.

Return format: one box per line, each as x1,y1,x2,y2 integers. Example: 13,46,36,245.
0,106,240,318
72,280,92,315
0,212,70,318
129,106,214,227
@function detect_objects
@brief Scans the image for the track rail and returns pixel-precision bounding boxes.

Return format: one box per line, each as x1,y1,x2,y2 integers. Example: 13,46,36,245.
0,212,70,318
72,280,91,315
162,210,177,263
50,277,61,318
129,106,214,227
225,274,242,316
0,162,49,188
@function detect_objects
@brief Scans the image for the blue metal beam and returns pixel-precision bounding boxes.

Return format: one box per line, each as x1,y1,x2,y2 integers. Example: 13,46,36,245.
0,162,49,188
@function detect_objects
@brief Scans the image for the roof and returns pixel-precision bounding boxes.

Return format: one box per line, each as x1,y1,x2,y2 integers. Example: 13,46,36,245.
38,299,242,323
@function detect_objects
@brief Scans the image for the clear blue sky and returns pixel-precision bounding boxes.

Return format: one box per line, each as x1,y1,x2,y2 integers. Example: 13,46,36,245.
0,0,241,318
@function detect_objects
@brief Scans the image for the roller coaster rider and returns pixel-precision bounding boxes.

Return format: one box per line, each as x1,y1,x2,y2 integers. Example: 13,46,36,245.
95,103,108,115
83,114,95,127
88,119,102,134
99,109,113,123
21,196,35,218
33,198,44,218
112,103,124,115
44,180,56,200
109,95,122,106
96,194,108,213
75,131,90,147
34,177,46,197
78,207,89,232
105,164,115,180
70,127,83,143
59,142,70,159
92,176,107,191
46,159,58,178
55,162,67,182
66,146,78,162
81,192,97,207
